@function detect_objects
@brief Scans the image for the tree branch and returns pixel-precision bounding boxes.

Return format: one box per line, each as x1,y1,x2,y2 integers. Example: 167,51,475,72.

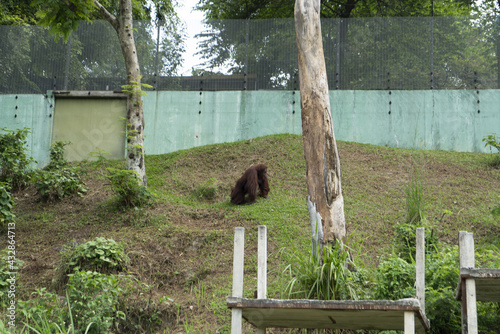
94,0,119,31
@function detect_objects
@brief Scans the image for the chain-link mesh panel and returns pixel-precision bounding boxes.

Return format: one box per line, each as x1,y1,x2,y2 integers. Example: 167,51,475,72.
1,16,500,93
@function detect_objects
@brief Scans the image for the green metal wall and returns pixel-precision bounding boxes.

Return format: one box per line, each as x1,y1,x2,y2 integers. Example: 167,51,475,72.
0,94,54,167
1,90,497,168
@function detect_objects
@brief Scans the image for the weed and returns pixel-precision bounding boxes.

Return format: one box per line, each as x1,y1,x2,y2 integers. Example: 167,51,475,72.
106,168,153,208
46,141,70,171
0,127,36,190
34,168,87,201
193,178,219,201
0,183,15,230
282,240,361,301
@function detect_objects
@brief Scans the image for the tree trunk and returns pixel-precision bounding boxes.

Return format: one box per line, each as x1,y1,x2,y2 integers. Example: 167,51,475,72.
294,0,346,249
117,0,147,186
94,0,147,186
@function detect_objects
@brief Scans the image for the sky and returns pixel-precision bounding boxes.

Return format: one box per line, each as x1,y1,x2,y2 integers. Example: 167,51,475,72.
176,0,205,75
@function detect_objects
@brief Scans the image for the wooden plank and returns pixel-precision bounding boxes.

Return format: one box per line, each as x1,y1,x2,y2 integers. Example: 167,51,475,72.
404,311,415,334
456,269,500,302
459,231,477,334
416,228,425,315
231,228,245,334
227,297,430,331
257,225,267,334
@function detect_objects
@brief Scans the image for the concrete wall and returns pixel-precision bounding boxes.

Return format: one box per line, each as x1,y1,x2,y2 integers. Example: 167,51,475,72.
1,90,497,168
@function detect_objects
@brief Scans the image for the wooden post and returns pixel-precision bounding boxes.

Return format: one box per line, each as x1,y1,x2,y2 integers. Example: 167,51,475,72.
415,228,425,315
257,225,267,334
404,311,415,334
231,227,245,334
459,231,478,334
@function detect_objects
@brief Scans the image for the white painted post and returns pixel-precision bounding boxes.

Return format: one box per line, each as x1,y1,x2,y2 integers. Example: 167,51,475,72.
257,225,267,334
404,311,415,334
415,228,425,315
459,231,478,334
231,227,245,334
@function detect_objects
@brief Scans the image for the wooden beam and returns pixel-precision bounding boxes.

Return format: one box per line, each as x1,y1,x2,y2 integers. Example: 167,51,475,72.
257,225,267,334
231,227,245,334
459,231,478,334
416,228,425,316
404,311,415,334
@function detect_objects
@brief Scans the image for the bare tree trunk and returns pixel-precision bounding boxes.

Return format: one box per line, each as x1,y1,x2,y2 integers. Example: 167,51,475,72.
294,0,346,249
96,0,147,186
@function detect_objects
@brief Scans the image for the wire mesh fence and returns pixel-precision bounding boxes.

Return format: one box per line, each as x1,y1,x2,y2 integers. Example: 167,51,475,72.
1,15,500,94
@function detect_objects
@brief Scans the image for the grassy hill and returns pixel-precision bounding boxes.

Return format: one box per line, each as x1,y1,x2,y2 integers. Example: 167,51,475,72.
4,134,500,333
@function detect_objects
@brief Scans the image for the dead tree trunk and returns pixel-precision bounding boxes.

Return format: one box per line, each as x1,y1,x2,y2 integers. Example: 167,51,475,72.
294,0,346,250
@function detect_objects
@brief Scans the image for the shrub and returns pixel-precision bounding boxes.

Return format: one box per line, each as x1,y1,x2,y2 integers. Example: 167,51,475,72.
66,271,126,334
34,141,86,201
34,168,87,201
106,168,153,207
193,178,219,200
59,237,130,276
46,141,70,171
0,127,36,190
0,183,15,229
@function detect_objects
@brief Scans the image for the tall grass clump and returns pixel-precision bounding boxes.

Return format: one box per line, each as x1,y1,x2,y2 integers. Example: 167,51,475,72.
282,240,362,301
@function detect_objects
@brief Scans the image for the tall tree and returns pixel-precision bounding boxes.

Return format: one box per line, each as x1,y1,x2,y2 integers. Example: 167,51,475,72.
33,0,178,186
295,0,345,248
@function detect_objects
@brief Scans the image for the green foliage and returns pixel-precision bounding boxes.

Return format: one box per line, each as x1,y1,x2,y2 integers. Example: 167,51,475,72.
121,80,152,97
33,0,96,42
0,127,36,190
483,133,500,152
393,222,439,262
34,168,86,201
106,168,153,207
66,271,126,334
47,141,70,170
483,133,500,168
59,237,130,276
193,178,219,200
404,160,426,225
282,241,361,301
0,248,24,308
0,183,15,229
34,141,86,201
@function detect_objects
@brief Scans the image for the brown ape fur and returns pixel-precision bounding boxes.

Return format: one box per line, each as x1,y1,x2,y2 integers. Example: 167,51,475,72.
230,164,270,204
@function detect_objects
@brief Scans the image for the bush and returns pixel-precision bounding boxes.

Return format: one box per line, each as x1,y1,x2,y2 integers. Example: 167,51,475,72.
0,183,15,229
106,168,153,207
34,141,86,201
46,141,70,171
0,127,36,190
66,271,126,334
34,168,86,201
58,237,130,277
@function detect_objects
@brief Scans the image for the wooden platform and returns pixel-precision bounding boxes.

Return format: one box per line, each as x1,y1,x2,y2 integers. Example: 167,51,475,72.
227,297,430,332
456,268,500,302
228,226,430,334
